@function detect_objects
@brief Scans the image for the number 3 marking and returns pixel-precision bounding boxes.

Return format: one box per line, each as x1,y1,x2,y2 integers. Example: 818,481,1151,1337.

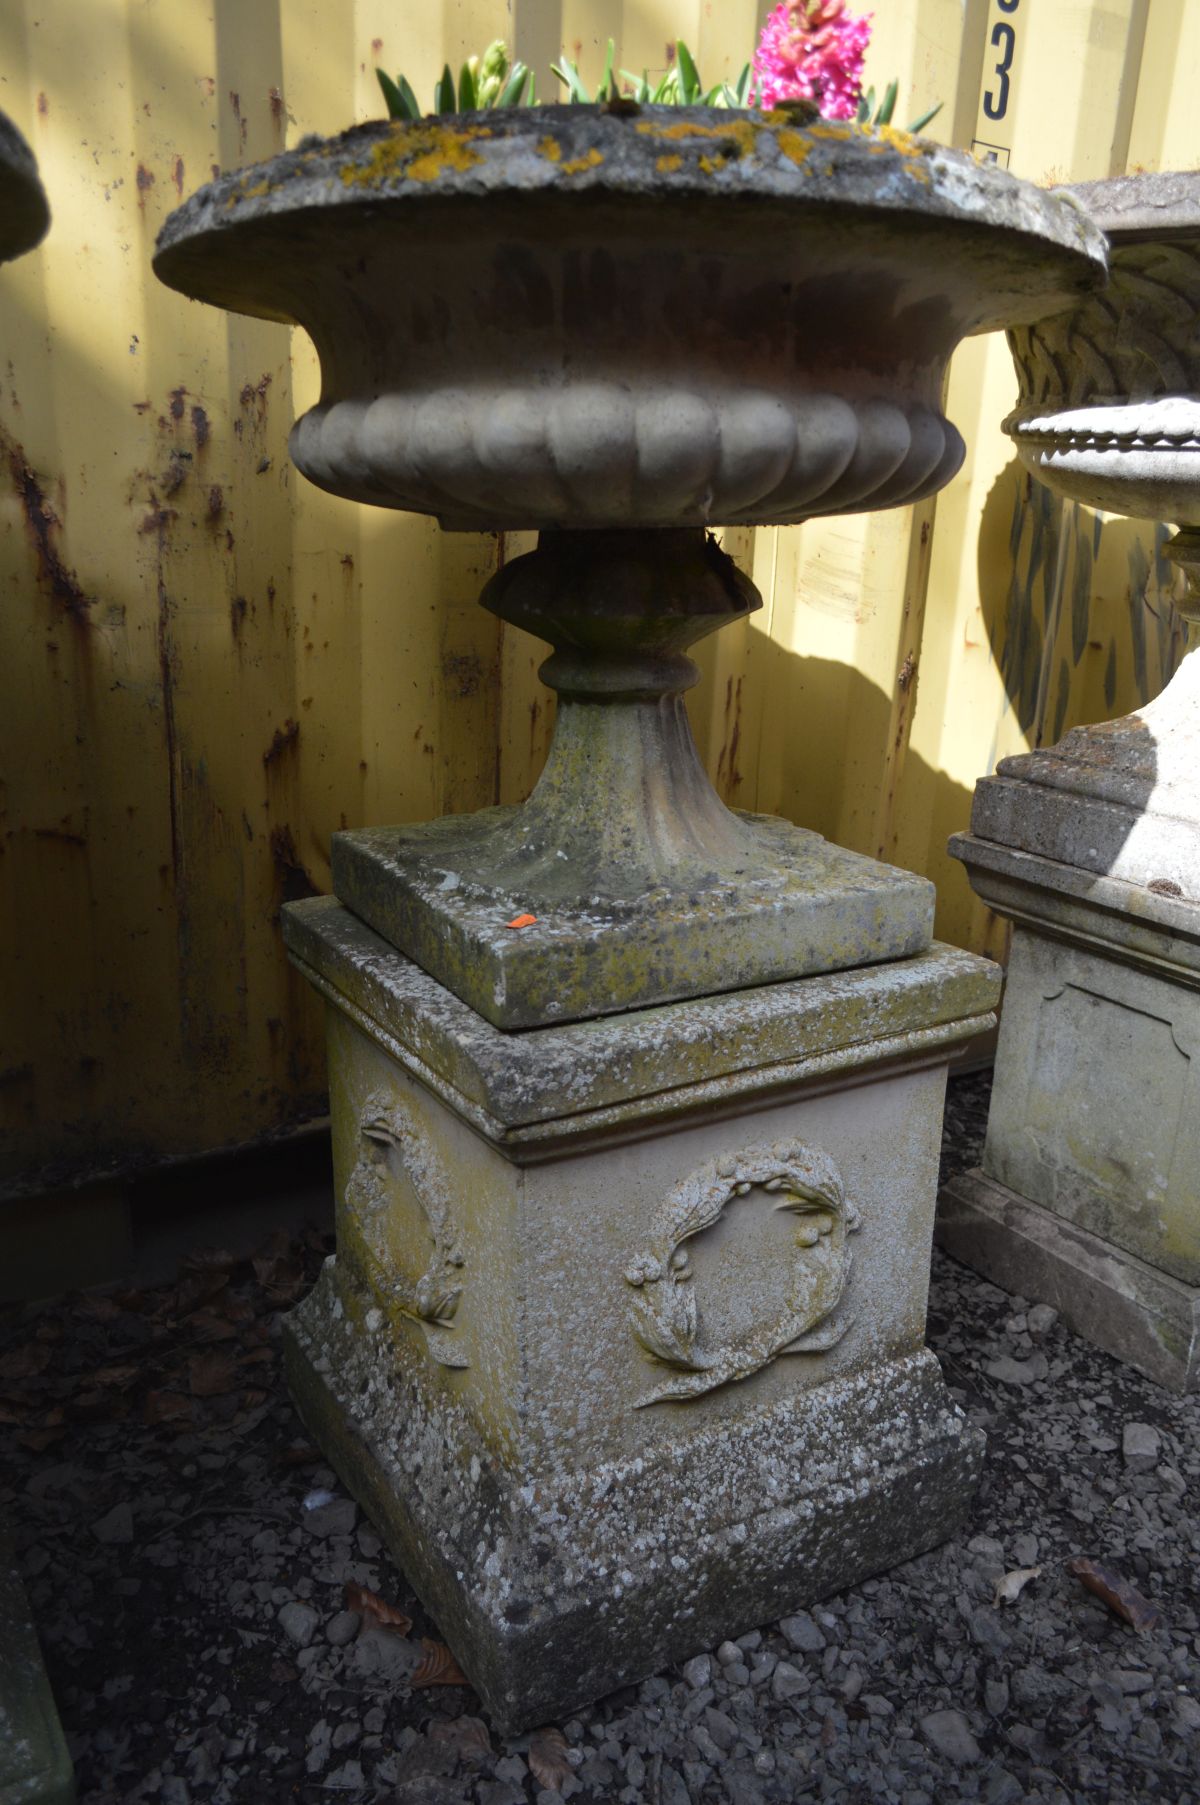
983,19,1016,120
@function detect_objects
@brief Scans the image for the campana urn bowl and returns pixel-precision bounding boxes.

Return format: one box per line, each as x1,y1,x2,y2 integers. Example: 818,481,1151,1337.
1006,170,1200,526
155,106,1106,534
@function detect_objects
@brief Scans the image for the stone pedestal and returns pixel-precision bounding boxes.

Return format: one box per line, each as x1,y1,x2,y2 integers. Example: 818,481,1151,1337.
283,896,995,1730
938,839,1200,1390
155,106,1103,1726
941,172,1200,1391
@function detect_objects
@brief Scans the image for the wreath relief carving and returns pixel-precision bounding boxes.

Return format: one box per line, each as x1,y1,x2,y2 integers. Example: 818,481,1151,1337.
346,1093,469,1369
624,1138,859,1407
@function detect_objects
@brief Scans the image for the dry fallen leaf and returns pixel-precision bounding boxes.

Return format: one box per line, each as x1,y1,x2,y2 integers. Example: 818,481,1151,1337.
411,1639,468,1688
275,1443,321,1469
144,1389,193,1426
188,1350,240,1398
428,1715,492,1764
183,1247,238,1275
89,1363,141,1390
993,1565,1042,1607
1066,1557,1163,1632
528,1726,573,1792
188,1310,240,1344
240,1346,276,1367
344,1582,412,1634
0,1344,51,1381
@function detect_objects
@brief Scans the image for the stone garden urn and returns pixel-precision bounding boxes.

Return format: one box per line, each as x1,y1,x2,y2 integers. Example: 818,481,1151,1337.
0,108,74,1805
941,171,1200,1390
156,107,1104,1727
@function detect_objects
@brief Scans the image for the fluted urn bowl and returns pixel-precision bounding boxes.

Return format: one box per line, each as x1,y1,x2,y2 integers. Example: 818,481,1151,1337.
0,111,49,266
155,107,1105,533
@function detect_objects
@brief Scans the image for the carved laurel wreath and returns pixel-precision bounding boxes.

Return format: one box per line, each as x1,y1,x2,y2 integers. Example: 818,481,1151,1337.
624,1138,859,1407
346,1093,469,1369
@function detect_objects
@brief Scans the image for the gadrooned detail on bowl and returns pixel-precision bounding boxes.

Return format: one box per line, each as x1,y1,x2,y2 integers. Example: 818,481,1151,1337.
1004,173,1200,522
154,107,1107,532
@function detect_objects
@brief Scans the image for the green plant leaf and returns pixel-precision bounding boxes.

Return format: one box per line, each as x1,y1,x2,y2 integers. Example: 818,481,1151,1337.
675,39,701,103
735,63,751,105
376,68,417,120
874,79,898,125
551,58,591,104
496,62,530,106
435,64,456,113
906,100,943,133
458,60,477,111
652,67,677,102
599,38,616,101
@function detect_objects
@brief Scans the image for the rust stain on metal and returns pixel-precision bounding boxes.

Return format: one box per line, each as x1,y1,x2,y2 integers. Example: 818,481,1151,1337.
263,719,300,767
191,404,210,449
36,93,48,118
442,651,483,698
169,386,186,422
229,90,247,150
269,87,286,135
230,595,248,641
897,651,917,693
136,163,155,209
206,483,224,523
172,155,185,198
715,675,744,793
2,426,94,624
270,825,319,912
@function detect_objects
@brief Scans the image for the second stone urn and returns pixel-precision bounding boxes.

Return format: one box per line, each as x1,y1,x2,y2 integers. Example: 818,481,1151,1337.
942,171,1200,1391
156,106,1104,1727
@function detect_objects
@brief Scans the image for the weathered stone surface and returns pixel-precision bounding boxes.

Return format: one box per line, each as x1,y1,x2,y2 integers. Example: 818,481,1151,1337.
285,1264,981,1733
938,1170,1200,1393
0,1532,74,1804
283,896,999,1144
332,528,935,1024
335,811,934,1029
154,108,1105,534
948,838,1200,1291
282,900,991,1727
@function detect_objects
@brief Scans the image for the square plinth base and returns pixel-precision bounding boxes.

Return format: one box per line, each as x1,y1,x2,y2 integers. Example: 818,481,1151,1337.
281,898,998,1729
285,1268,982,1731
333,814,933,1029
939,1170,1200,1393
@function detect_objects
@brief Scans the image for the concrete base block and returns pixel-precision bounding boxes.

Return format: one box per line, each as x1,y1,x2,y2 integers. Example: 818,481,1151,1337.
285,1264,982,1731
938,1168,1200,1392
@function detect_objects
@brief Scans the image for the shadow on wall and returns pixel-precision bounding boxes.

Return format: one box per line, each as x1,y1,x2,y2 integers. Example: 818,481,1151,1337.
978,458,1185,757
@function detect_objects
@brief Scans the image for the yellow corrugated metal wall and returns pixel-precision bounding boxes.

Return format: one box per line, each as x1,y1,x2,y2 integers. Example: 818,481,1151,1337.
0,0,1189,1194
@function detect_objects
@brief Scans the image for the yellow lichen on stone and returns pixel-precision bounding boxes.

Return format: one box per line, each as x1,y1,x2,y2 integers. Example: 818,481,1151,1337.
775,129,814,170
634,118,761,159
226,176,271,207
559,148,605,175
538,137,562,163
656,153,683,174
339,121,492,190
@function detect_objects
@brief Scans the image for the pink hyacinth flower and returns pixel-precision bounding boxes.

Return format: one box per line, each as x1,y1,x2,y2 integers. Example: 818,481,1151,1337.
751,0,873,121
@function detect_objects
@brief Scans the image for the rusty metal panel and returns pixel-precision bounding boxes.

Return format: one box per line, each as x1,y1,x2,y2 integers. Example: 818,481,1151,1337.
0,0,1188,1193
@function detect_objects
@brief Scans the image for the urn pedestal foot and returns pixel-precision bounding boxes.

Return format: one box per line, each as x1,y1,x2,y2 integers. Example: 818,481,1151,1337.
940,835,1200,1391
281,896,996,1729
333,531,932,1029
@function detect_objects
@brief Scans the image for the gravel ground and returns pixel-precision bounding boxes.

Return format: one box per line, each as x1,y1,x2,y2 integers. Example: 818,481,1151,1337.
3,1070,1199,1805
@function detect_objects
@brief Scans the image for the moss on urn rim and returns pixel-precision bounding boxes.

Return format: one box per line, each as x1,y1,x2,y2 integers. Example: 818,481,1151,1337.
154,103,1106,304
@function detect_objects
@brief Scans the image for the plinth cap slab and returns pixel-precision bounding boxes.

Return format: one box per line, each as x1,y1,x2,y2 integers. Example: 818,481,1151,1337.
154,107,1106,531
283,895,1000,1149
0,112,49,266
